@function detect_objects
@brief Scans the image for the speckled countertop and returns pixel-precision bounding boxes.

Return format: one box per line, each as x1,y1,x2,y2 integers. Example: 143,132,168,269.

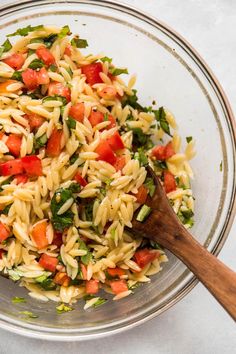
0,1,235,353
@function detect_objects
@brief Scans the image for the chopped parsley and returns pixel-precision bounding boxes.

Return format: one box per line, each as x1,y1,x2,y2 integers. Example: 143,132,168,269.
71,37,88,48
56,303,73,314
134,148,148,166
11,70,23,81
186,136,193,143
153,107,171,136
19,311,38,319
8,25,44,37
144,177,156,197
83,295,107,308
12,297,26,304
100,56,112,63
0,39,12,58
220,161,223,172
109,67,128,76
34,133,47,150
50,187,75,231
66,117,76,129
28,59,45,69
58,25,71,38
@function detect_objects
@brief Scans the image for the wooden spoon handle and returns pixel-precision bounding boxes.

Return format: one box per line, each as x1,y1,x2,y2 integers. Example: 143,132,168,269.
154,228,236,321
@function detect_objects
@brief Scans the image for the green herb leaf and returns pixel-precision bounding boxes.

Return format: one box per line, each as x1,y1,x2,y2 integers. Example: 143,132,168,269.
42,95,67,105
43,34,58,48
153,107,172,136
136,204,152,222
100,56,112,63
68,182,81,193
109,67,128,76
0,39,12,58
144,177,156,197
50,187,75,231
220,161,223,172
103,112,109,121
84,201,95,221
34,133,47,150
186,136,193,143
149,240,163,250
93,297,107,308
0,176,13,192
11,71,23,81
8,269,21,281
1,203,12,215
40,278,56,290
71,37,88,48
81,251,92,265
66,117,76,129
28,58,45,69
29,38,44,44
69,153,79,165
8,25,44,37
130,127,152,149
19,311,38,318
58,25,71,38
134,148,148,167
56,303,73,314
12,297,26,304
122,89,145,111
48,64,58,72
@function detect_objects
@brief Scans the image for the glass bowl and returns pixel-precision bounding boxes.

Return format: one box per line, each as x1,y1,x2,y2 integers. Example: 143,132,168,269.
0,0,235,341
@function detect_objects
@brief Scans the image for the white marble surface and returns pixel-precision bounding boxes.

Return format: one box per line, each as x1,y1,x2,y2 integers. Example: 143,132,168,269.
0,0,235,353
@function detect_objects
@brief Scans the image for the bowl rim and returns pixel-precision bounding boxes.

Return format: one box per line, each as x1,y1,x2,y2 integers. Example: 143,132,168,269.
0,0,235,341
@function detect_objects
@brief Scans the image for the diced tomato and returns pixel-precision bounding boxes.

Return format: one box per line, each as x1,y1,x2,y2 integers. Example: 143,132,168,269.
107,267,125,278
107,114,116,128
0,159,23,176
46,129,63,157
64,45,72,57
106,131,124,151
163,170,176,193
52,232,63,248
74,172,87,187
14,174,28,185
81,62,103,85
152,142,175,161
134,248,159,268
5,134,22,157
36,46,55,66
3,53,25,70
88,111,104,127
0,80,18,94
135,185,148,204
85,279,99,294
25,113,45,131
0,222,11,243
31,220,49,249
110,280,128,294
0,249,5,259
113,156,126,171
81,264,87,280
53,272,70,286
37,67,50,85
95,141,117,165
21,155,43,177
0,132,4,140
152,145,166,161
69,103,85,122
39,254,58,272
22,68,39,90
48,82,71,102
164,142,175,159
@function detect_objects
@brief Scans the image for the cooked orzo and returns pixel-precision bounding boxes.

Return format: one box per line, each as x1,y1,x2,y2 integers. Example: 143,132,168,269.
0,25,195,311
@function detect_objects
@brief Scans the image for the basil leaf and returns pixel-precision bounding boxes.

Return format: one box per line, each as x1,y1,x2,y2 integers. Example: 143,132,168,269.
100,56,112,63
153,107,172,136
122,89,145,111
109,67,128,76
34,133,47,150
68,182,81,193
50,187,75,231
48,64,58,72
70,153,79,165
56,303,73,314
58,25,71,39
66,117,76,129
134,148,148,167
8,25,44,37
11,71,23,81
0,39,12,58
28,59,45,69
71,37,88,48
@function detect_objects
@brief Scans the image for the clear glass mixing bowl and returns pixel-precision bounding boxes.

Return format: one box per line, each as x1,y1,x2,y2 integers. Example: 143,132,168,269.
0,0,235,341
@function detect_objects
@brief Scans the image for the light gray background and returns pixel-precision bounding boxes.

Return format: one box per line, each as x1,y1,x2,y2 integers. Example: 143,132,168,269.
0,0,235,353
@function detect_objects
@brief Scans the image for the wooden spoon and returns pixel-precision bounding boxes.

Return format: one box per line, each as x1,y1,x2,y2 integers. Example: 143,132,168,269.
128,166,236,321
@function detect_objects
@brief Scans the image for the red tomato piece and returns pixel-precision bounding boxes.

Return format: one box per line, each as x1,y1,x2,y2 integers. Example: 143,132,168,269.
31,220,49,249
36,46,55,66
0,80,18,94
52,232,63,248
54,272,70,286
113,156,126,171
95,141,117,165
164,142,175,159
107,114,116,128
48,82,71,102
64,45,72,56
3,53,25,70
25,113,45,132
106,131,124,151
134,248,159,269
81,62,103,85
46,129,63,157
22,68,39,90
110,280,128,294
152,145,166,161
0,159,23,176
21,155,43,177
85,279,99,294
14,174,28,185
0,222,11,243
135,185,148,204
39,254,58,272
88,111,104,127
107,267,125,278
81,264,87,280
163,170,176,193
74,172,87,187
37,67,50,85
69,103,85,122
6,134,22,157
0,249,5,259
